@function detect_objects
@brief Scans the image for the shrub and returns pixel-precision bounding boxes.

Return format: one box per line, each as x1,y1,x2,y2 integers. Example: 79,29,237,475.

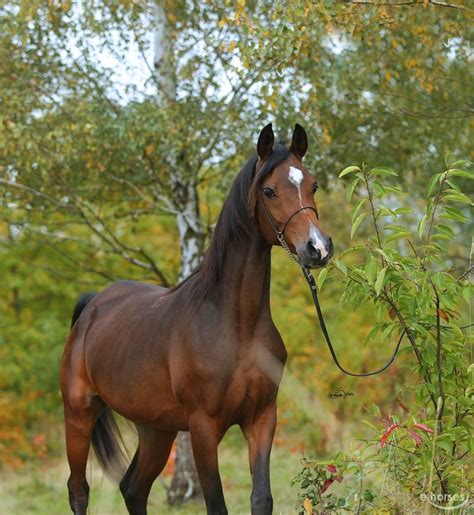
294,156,472,513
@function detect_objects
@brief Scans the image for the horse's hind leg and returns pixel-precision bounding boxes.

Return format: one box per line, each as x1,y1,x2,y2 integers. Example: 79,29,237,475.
120,426,176,515
63,399,102,514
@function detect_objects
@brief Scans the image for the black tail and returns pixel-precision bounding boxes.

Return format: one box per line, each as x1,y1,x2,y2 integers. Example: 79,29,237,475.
70,292,96,328
91,407,129,483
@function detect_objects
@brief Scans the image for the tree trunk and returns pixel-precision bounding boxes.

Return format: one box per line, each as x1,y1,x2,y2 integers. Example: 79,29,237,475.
153,2,204,504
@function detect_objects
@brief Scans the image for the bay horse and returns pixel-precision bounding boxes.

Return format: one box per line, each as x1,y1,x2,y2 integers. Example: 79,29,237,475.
60,123,333,515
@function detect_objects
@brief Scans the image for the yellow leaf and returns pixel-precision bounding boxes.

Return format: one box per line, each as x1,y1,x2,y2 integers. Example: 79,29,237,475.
303,497,313,514
385,71,392,82
145,144,154,157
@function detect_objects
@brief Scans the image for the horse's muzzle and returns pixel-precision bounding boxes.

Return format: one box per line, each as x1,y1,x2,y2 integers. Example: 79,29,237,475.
297,237,334,268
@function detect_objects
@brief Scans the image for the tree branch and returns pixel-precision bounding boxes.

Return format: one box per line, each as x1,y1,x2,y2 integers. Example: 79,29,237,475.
342,0,474,14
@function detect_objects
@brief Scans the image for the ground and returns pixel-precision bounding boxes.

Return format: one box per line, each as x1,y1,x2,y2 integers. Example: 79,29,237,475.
0,426,302,515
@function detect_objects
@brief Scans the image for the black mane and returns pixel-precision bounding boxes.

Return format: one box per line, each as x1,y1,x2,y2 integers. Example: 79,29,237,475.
172,143,290,301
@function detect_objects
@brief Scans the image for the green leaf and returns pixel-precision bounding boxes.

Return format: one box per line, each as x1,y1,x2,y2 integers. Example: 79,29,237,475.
351,198,366,222
383,185,403,194
317,268,328,290
445,181,461,193
376,206,393,219
372,180,386,197
427,173,442,196
436,224,454,237
369,166,398,177
351,212,366,239
339,165,361,178
384,226,410,244
418,214,428,239
441,207,469,223
364,256,377,284
385,230,410,243
443,192,473,205
347,176,361,201
380,323,395,343
449,169,473,181
432,233,451,241
364,324,381,345
393,207,412,215
450,160,472,169
375,267,387,296
374,248,391,262
335,260,348,276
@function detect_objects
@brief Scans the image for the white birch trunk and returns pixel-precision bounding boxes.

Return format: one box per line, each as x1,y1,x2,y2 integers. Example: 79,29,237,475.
153,2,174,103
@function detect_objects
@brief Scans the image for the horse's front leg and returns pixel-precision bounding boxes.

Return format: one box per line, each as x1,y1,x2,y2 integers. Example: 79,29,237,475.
189,413,227,515
242,403,277,515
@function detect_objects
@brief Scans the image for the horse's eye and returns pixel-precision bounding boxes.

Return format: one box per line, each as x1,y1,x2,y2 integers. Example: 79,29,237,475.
263,187,276,198
312,183,319,194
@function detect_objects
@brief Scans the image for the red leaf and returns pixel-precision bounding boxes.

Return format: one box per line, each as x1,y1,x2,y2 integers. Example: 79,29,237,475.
380,423,400,447
321,478,334,493
409,430,422,446
327,464,337,474
414,423,434,434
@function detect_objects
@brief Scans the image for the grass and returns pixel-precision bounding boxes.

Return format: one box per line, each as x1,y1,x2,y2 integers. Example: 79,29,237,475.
0,426,303,515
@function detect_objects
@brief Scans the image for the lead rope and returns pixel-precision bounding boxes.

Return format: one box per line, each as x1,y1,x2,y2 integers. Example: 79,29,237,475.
278,233,405,377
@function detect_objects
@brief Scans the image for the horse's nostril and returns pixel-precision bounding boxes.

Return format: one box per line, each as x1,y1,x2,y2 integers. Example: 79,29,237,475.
306,240,321,260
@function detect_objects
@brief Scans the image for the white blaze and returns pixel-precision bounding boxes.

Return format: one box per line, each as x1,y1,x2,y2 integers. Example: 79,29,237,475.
288,166,304,206
288,166,327,258
310,223,329,258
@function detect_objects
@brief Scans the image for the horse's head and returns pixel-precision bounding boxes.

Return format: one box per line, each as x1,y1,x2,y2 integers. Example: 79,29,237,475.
254,123,333,268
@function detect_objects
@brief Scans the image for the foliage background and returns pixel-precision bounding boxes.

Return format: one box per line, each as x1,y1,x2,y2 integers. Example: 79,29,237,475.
0,0,472,512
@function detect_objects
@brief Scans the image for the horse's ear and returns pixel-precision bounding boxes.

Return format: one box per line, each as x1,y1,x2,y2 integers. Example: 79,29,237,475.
290,123,308,159
257,123,274,161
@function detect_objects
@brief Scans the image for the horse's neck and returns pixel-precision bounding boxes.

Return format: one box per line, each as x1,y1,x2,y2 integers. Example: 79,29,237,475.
217,231,272,334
